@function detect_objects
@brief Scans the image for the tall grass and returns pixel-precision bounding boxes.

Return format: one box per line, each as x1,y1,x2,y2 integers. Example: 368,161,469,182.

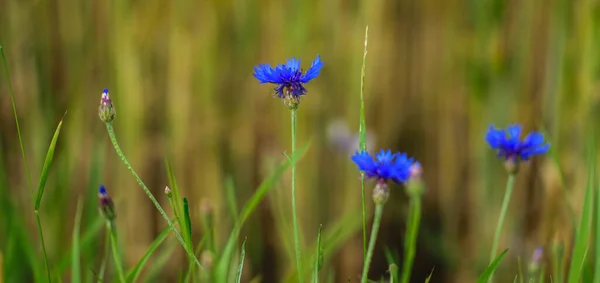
0,0,600,282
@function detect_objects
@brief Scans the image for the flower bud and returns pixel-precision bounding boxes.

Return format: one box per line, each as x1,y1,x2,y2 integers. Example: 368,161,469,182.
164,186,172,197
406,162,425,198
98,88,116,123
372,180,390,205
98,184,116,221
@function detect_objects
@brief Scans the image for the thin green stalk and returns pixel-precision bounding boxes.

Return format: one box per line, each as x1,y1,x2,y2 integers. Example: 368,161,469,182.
107,221,126,283
359,25,369,262
2,44,51,282
400,195,422,283
34,211,51,282
488,174,516,282
290,109,303,283
360,204,384,283
98,227,110,282
104,123,203,270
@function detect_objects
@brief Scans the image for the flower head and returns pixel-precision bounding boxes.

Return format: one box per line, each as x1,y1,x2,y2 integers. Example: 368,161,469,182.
98,184,116,221
351,149,417,184
486,124,550,161
253,55,323,109
98,88,116,123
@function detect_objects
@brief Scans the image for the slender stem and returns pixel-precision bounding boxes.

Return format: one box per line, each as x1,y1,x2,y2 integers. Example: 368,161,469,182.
360,173,367,261
35,211,52,282
361,204,384,283
107,221,126,283
2,44,51,282
104,123,203,270
98,227,110,282
488,174,516,283
400,195,422,283
290,109,303,282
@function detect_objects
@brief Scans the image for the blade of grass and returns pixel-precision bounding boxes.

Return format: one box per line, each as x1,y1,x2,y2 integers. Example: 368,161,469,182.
145,242,177,281
518,257,524,283
35,115,65,209
214,141,311,282
477,249,509,283
225,176,239,223
126,222,173,283
313,224,323,283
358,25,369,262
567,138,595,283
1,43,52,283
71,198,83,283
383,248,399,283
595,140,600,283
98,226,110,283
183,198,195,283
424,268,434,283
55,216,104,273
235,238,247,283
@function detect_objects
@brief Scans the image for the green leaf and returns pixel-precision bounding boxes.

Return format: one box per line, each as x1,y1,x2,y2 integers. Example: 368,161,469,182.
35,116,65,210
476,249,509,283
71,198,83,283
313,224,323,283
214,141,311,282
567,139,595,283
126,222,172,282
235,238,247,283
183,198,193,242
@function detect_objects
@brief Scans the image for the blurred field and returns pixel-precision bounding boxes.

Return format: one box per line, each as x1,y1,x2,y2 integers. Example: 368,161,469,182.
1,0,599,282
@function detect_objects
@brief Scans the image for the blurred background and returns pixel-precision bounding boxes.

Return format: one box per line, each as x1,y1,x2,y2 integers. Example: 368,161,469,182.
1,0,599,282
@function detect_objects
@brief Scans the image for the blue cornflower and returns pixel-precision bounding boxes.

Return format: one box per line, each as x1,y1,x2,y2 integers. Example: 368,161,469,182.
351,149,418,184
253,55,323,103
486,124,550,161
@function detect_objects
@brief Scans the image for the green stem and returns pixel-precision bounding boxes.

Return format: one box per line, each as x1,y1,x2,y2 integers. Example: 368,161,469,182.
400,196,422,283
34,211,51,282
107,221,126,283
291,109,303,283
361,174,367,261
488,174,516,283
105,123,203,270
361,204,384,283
98,227,110,282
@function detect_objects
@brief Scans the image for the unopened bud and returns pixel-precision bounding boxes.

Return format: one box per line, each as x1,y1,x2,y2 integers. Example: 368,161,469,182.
406,162,424,198
164,186,172,197
372,180,390,205
98,88,116,123
98,184,116,221
528,246,544,275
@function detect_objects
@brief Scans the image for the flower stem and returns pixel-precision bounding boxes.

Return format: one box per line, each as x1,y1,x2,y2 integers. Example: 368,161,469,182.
488,173,516,283
360,173,367,261
34,210,51,282
107,221,126,283
290,109,303,283
400,195,422,283
104,123,203,270
361,204,384,283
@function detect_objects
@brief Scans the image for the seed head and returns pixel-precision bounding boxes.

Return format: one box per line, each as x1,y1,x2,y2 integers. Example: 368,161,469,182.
372,180,390,205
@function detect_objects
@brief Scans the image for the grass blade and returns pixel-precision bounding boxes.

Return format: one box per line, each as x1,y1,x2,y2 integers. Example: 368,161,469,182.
126,222,172,283
214,141,311,282
383,247,399,283
71,198,83,283
35,116,65,209
0,43,34,201
567,138,595,283
313,224,323,283
235,238,247,283
477,249,509,283
358,25,369,262
424,268,434,283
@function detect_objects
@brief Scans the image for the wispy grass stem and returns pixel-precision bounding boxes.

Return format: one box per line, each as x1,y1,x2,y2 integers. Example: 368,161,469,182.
290,109,303,283
360,204,384,283
107,221,126,283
